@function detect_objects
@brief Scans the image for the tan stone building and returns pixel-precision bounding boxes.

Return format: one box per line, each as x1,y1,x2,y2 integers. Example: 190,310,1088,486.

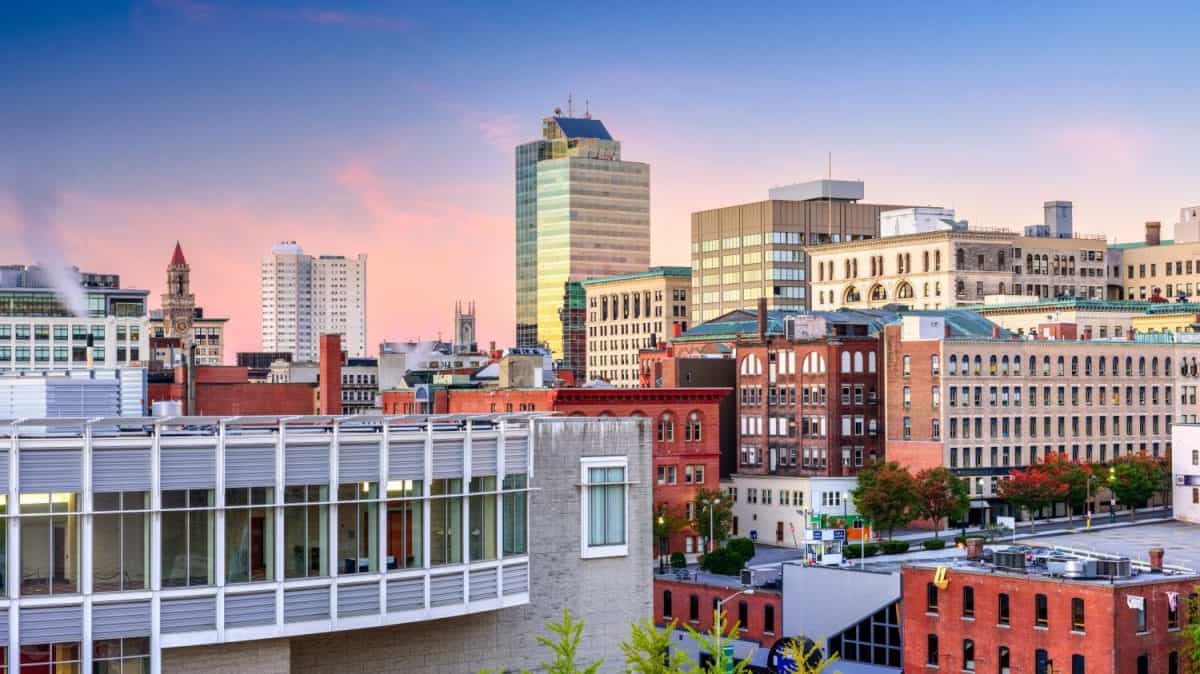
690,179,909,323
975,297,1145,339
1112,221,1200,301
807,228,1109,311
583,266,690,386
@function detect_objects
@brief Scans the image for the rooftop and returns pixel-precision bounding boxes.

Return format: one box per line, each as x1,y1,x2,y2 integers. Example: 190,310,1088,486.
551,116,612,141
580,266,691,286
676,307,1007,342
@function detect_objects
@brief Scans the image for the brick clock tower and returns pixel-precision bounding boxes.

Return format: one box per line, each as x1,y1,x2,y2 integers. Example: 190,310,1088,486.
162,241,195,343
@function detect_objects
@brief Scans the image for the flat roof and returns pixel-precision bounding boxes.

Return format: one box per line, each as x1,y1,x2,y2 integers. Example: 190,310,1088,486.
580,266,691,286
1024,520,1200,572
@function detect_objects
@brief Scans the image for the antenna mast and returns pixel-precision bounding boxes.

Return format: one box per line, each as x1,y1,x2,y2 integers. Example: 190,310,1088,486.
568,92,574,117
827,152,833,240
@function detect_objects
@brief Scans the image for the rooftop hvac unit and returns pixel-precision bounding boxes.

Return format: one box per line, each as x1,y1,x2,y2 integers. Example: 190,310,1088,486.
740,569,754,588
993,550,1027,572
1062,559,1097,579
784,317,797,341
1095,558,1132,578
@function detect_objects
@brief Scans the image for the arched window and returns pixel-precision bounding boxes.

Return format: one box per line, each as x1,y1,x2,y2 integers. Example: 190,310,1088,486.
869,284,887,301
1000,355,1009,375
657,413,675,442
1026,253,1033,271
1084,356,1092,376
955,280,965,297
841,352,852,372
740,353,762,376
868,352,877,373
897,282,914,299
896,253,904,273
935,281,942,296
1057,356,1065,376
934,250,942,270
1042,356,1051,376
1126,356,1134,377
973,355,982,376
1098,357,1106,376
948,355,958,375
998,281,1006,295
685,411,703,442
923,250,930,271
844,286,862,303
1112,356,1119,377
1138,357,1146,377
1028,355,1036,376
1070,356,1079,377
989,355,998,375
853,352,864,373
1165,357,1172,375
963,639,975,671
1152,357,1159,377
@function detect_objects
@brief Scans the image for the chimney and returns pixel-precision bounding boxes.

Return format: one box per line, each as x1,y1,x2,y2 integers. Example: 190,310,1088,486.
1149,547,1164,572
85,334,95,368
1145,221,1162,246
186,344,197,415
964,537,985,561
992,326,1001,339
757,297,768,342
944,323,952,338
319,334,343,415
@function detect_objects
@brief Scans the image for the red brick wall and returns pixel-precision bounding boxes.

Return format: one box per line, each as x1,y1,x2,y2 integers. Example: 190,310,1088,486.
149,382,315,415
882,324,942,454
654,579,781,646
319,334,342,415
902,566,1190,674
380,390,417,415
447,389,558,413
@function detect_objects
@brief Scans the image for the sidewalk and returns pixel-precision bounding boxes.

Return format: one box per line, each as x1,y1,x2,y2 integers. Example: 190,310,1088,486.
889,505,1171,542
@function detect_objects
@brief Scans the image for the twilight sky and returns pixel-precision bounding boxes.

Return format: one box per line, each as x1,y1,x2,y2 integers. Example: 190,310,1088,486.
2,1,1199,362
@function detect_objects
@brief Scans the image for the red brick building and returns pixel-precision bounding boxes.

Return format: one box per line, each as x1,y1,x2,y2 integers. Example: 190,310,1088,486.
447,387,729,554
148,365,315,415
654,578,782,646
902,557,1192,674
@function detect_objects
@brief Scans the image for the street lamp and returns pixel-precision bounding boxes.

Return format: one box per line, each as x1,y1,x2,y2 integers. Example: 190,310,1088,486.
703,498,722,553
657,514,667,575
715,588,755,672
1108,466,1118,524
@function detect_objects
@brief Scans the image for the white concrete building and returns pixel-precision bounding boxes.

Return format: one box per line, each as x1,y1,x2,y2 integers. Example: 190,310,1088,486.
725,474,858,547
879,207,966,238
1173,423,1200,524
260,242,367,361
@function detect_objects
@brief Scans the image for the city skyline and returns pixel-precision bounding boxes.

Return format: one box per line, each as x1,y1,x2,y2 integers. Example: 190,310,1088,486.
3,1,1200,360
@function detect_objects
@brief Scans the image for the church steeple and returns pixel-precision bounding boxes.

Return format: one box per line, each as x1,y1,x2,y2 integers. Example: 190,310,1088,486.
170,241,187,266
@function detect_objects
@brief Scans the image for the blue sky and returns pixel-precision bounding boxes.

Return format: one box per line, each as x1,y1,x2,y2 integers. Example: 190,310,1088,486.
3,1,1199,354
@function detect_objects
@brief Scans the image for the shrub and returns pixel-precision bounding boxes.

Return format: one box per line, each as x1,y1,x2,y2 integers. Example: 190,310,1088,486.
843,543,879,559
699,547,745,576
670,552,687,569
726,537,757,562
880,540,910,555
923,538,947,550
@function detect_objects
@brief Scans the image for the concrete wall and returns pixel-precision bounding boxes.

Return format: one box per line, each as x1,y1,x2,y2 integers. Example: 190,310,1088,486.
289,417,654,673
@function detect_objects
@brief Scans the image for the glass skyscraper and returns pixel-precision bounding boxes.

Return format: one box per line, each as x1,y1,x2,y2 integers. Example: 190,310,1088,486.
514,115,650,360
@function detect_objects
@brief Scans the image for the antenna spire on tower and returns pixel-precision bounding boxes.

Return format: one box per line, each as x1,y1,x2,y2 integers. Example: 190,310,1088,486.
568,91,574,117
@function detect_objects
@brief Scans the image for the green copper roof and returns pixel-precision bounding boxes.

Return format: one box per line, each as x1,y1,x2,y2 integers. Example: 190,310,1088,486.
975,298,1153,313
580,266,691,286
1109,239,1175,250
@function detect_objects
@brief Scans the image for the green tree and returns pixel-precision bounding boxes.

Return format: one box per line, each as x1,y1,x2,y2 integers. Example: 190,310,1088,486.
1186,588,1200,674
682,610,753,674
914,467,969,539
779,638,841,674
852,462,917,540
479,608,602,674
693,488,733,549
622,618,690,673
654,504,690,558
1110,453,1165,520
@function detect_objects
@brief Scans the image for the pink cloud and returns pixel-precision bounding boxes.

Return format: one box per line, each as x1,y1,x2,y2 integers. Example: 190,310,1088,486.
1052,123,1152,165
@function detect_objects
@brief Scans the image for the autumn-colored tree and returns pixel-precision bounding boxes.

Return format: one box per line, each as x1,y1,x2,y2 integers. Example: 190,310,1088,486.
998,460,1068,531
1110,453,1166,520
1039,452,1093,520
914,467,970,539
852,461,917,540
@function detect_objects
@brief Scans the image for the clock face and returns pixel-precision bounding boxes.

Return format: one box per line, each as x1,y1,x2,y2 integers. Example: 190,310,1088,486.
174,319,190,334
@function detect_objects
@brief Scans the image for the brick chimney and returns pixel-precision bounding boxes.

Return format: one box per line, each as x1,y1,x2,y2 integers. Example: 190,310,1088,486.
964,537,985,561
757,297,768,342
1149,547,1164,572
1146,221,1162,246
319,333,343,415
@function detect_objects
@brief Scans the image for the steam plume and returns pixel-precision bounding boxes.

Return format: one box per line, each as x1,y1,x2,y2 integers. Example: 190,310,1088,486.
7,164,88,317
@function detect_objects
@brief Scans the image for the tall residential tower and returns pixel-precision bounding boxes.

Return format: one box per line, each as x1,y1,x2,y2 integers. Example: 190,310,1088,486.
260,242,367,361
515,112,650,359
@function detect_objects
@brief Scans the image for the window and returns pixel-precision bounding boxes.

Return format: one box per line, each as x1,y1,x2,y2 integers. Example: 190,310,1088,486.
337,482,379,573
962,585,975,618
1137,654,1148,674
903,355,912,376
1170,651,1180,674
468,477,498,562
1035,593,1048,627
1071,597,1085,632
962,639,975,671
1134,597,1147,632
582,459,627,557
998,592,1010,625
93,637,149,673
926,582,939,613
19,643,79,672
657,413,675,442
386,479,424,569
926,634,939,666
686,412,703,441
93,491,149,592
689,594,699,622
1072,655,1085,674
737,601,748,631
502,473,528,556
764,604,776,634
430,478,463,566
1036,650,1049,674
21,492,81,595
283,485,329,578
